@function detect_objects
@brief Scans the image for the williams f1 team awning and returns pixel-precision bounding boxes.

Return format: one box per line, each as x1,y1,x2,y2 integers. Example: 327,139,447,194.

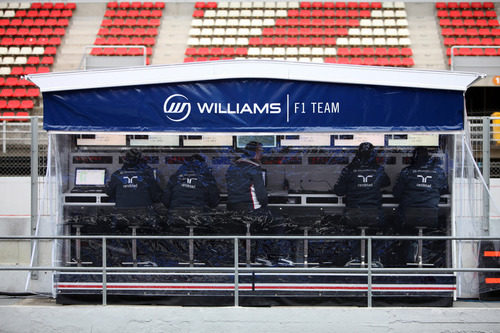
27,61,482,133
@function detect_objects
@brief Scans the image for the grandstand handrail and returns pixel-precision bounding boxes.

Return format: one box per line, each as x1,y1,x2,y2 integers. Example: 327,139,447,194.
1,234,500,307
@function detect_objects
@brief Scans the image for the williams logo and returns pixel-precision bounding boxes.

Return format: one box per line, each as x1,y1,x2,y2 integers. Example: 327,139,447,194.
163,94,191,122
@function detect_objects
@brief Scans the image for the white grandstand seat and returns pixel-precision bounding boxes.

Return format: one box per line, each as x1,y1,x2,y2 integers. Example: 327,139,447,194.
276,9,288,18
2,56,14,65
383,10,395,18
228,10,240,17
311,58,323,63
371,10,382,19
348,37,361,46
299,47,311,56
253,2,265,9
0,67,11,75
0,3,7,9
189,28,202,37
213,28,226,36
373,28,385,36
14,56,27,65
336,37,349,46
324,47,337,56
201,28,213,36
229,2,241,9
264,10,276,18
395,10,407,19
299,57,311,62
261,47,273,56
250,28,262,36
252,9,264,18
386,37,399,46
276,2,288,9
394,2,405,9
361,28,373,36
240,2,252,9
188,37,200,46
199,37,212,46
288,2,300,9
311,47,324,56
236,37,249,46
360,19,372,27
286,57,298,62
32,47,44,55
361,37,374,46
384,19,397,27
218,2,229,9
396,19,408,27
238,28,250,36
224,37,236,46
372,19,384,28
251,19,263,27
202,19,215,27
0,47,8,55
382,2,395,9
204,10,216,18
3,10,15,17
192,19,203,27
398,28,409,37
265,2,276,9
215,19,228,27
374,37,387,46
18,2,30,9
240,9,252,17
273,47,286,57
212,37,224,45
263,19,275,26
385,28,398,36
7,47,20,55
349,28,361,36
398,37,411,46
227,19,239,27
216,10,229,18
225,28,238,36
248,47,260,56
239,19,251,27
286,47,299,56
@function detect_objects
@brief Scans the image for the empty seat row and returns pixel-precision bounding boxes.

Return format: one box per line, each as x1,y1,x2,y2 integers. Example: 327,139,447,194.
107,2,165,9
0,55,53,65
104,9,163,18
0,76,36,86
437,10,498,19
0,65,49,75
0,111,31,120
443,36,500,45
0,46,57,55
90,47,152,56
195,9,406,19
0,101,34,110
0,88,40,98
97,27,158,36
0,27,66,36
95,36,156,46
2,2,77,10
442,27,500,36
101,18,161,27
193,2,404,10
446,46,500,56
0,18,70,27
1,37,61,46
14,9,73,18
439,18,500,27
435,2,495,10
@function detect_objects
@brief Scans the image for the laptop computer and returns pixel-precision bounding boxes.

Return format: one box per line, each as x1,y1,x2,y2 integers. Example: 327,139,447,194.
70,168,107,193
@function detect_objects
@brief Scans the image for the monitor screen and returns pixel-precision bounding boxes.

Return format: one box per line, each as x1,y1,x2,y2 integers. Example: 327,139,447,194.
74,168,107,186
236,135,276,148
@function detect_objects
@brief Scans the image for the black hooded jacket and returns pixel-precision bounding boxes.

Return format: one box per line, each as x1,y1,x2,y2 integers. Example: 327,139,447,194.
333,148,390,208
105,160,163,208
393,156,448,210
162,158,220,210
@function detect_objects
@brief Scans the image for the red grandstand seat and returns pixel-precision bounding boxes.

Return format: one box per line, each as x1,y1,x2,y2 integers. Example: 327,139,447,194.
442,28,454,36
0,89,14,98
185,47,197,56
469,37,481,45
27,56,40,65
483,2,495,9
488,19,499,27
197,47,210,56
337,47,349,57
337,57,349,64
5,77,19,86
41,56,53,65
401,48,413,57
235,48,248,56
362,47,375,57
324,57,336,63
388,48,400,56
362,57,376,66
115,47,128,56
350,47,362,57
471,48,484,56
44,47,57,55
7,100,21,109
375,47,387,57
15,111,29,120
451,19,464,27
13,88,27,98
324,37,336,45
1,111,16,121
222,48,235,57
375,57,389,66
481,37,494,45
119,2,130,9
461,10,473,19
210,47,222,57
484,48,498,56
401,58,414,67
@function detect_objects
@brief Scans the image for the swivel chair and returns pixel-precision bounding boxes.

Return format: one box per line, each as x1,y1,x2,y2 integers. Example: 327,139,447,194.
403,207,439,267
343,207,382,267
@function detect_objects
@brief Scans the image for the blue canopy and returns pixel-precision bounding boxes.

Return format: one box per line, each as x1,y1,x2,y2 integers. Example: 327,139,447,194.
28,61,481,133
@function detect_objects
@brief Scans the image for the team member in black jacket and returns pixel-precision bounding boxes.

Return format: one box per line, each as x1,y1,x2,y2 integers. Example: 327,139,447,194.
226,141,267,212
334,142,390,219
162,154,220,212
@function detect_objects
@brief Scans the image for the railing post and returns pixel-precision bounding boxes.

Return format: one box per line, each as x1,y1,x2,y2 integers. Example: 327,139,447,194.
30,117,39,280
367,237,372,308
102,237,107,306
482,116,490,232
2,120,6,153
234,237,239,307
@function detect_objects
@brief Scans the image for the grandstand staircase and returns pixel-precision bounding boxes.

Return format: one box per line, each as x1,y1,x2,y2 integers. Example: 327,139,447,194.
405,2,447,69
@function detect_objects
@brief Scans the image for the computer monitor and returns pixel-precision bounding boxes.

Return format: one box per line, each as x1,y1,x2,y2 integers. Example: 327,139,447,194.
74,168,107,187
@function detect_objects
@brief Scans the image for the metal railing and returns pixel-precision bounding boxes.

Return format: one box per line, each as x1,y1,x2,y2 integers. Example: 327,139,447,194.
1,234,499,307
